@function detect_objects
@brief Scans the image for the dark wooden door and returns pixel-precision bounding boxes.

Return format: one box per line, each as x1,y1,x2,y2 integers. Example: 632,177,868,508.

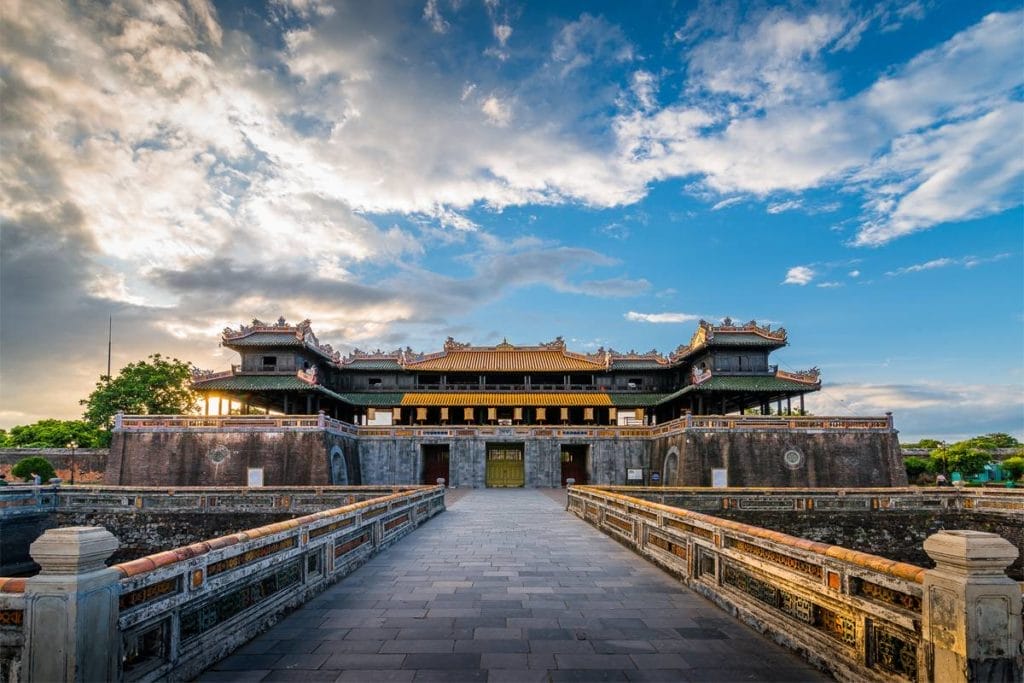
422,446,450,485
561,446,588,486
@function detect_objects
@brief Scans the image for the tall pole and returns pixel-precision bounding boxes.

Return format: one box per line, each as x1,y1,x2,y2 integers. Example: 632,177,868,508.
106,315,112,379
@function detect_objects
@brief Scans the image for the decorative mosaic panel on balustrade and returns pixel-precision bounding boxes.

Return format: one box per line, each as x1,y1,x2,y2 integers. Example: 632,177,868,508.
207,536,298,577
647,530,687,561
334,531,371,559
120,577,182,611
664,518,714,541
308,517,355,540
179,560,302,642
736,498,798,511
0,609,23,627
602,511,634,539
383,513,410,535
811,498,870,510
867,620,919,681
850,577,922,612
722,562,857,648
726,538,823,579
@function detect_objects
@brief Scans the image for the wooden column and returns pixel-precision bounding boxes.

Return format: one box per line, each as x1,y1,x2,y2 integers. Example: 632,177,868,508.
800,393,805,415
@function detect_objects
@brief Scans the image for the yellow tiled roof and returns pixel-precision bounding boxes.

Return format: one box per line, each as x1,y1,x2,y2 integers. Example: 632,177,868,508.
400,392,612,407
404,349,606,372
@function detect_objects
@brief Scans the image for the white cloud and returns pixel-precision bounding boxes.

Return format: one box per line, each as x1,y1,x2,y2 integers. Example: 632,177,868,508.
805,382,1024,442
886,253,1013,277
815,281,842,288
422,0,449,33
625,311,702,324
711,197,744,211
783,266,815,285
848,269,860,278
767,199,803,214
552,14,634,78
481,95,512,126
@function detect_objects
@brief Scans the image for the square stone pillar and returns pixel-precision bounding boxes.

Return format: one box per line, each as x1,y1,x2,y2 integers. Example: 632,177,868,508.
923,530,1022,683
24,527,121,682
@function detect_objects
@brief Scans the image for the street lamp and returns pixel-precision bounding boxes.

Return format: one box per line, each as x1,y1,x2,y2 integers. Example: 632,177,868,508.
66,440,78,486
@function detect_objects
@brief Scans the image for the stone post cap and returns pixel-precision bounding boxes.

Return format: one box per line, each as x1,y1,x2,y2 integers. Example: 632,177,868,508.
924,530,1019,574
30,527,119,575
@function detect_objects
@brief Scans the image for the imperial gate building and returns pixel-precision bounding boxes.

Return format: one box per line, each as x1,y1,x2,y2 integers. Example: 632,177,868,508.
105,318,907,488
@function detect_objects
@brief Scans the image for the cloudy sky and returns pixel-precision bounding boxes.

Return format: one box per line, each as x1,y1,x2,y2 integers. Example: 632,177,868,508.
1,0,1021,441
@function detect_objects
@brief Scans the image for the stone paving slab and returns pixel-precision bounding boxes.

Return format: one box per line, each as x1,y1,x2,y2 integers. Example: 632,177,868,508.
200,489,831,682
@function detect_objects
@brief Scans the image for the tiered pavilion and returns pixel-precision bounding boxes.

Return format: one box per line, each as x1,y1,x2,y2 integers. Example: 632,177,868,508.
192,317,821,426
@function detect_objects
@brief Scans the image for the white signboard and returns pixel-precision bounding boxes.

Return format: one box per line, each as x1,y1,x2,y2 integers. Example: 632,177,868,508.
627,468,644,481
711,468,728,488
247,467,264,487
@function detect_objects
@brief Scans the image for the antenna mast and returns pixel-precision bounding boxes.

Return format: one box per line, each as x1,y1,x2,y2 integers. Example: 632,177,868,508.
107,315,112,378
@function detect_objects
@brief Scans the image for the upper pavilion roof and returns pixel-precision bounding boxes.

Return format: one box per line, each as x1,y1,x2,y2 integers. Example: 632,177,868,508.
403,337,609,373
221,318,342,362
670,319,787,363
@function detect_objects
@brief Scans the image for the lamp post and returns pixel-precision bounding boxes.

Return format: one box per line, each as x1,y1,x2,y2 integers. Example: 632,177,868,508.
66,440,78,486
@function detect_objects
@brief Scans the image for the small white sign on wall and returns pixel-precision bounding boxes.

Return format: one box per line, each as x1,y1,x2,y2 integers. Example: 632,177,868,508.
627,468,644,482
247,467,264,487
711,468,728,488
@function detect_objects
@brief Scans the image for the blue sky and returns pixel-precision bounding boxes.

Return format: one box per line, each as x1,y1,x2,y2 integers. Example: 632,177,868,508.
1,0,1021,441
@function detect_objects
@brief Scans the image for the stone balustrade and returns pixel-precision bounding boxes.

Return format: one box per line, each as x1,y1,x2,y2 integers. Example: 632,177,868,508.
568,485,1022,682
0,485,445,682
601,485,1024,517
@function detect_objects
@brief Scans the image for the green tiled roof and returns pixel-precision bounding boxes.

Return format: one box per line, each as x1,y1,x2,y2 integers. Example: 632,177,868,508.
654,375,818,403
223,333,304,348
608,393,669,407
343,359,404,371
192,375,352,403
609,359,668,370
334,393,405,406
707,333,785,347
193,375,315,391
691,376,816,392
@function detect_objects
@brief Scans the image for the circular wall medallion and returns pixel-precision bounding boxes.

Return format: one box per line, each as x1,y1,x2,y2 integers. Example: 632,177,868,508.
783,449,804,469
208,445,230,464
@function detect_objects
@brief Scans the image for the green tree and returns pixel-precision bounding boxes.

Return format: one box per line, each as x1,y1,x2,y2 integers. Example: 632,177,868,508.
4,420,104,448
81,354,198,440
963,433,1020,450
932,443,990,478
902,438,941,450
1001,457,1024,480
0,429,8,447
903,456,934,479
11,456,57,483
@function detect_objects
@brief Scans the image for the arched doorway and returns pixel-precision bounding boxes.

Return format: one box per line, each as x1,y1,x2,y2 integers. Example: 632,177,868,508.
330,446,348,485
663,446,679,486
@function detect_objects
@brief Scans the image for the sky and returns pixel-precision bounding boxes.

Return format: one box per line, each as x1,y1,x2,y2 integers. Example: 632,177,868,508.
1,0,1022,442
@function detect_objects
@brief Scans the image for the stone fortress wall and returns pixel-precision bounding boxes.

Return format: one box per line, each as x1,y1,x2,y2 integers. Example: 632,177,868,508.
102,413,907,488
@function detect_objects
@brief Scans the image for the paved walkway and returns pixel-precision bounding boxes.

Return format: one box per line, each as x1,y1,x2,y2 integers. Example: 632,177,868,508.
202,490,830,682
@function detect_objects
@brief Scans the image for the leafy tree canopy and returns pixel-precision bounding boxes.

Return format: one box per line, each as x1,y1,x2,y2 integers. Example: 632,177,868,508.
961,433,1020,450
81,354,198,433
2,420,105,448
11,456,57,482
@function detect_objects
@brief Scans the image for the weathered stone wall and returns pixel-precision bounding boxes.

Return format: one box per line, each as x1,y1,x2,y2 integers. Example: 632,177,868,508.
106,423,906,487
0,448,108,484
106,430,359,486
54,510,296,564
0,514,53,575
651,429,906,487
356,437,651,487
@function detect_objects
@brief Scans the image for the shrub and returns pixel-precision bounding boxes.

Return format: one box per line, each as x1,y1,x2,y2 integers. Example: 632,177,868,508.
10,456,57,483
1001,456,1024,480
903,456,933,479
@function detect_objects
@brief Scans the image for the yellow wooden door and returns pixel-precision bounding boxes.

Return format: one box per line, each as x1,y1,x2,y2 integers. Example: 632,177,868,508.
486,446,524,487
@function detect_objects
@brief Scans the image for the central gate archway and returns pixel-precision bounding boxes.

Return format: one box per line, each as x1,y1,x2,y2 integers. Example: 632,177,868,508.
485,443,525,487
